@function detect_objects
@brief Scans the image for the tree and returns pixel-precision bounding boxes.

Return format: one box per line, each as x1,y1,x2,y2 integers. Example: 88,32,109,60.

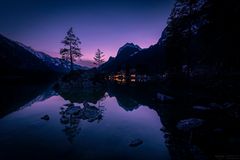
93,49,105,66
186,0,196,77
60,27,82,71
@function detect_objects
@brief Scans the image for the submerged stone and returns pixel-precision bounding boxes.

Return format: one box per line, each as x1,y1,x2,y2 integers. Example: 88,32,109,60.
193,106,211,111
223,102,236,109
213,128,224,133
129,139,143,147
208,103,223,110
156,93,174,102
41,115,50,121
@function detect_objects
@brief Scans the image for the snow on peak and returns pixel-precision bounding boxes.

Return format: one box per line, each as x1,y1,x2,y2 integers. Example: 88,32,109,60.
17,42,50,60
158,0,209,45
16,42,84,72
169,0,208,21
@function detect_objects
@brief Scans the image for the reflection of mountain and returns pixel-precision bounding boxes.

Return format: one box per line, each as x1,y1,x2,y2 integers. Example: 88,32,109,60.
20,88,57,109
55,82,204,156
0,83,55,118
114,97,140,111
106,83,210,159
107,83,160,111
107,85,140,111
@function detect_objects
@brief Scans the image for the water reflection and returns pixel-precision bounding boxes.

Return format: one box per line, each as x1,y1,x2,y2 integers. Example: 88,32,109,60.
56,85,106,104
1,82,239,160
0,83,55,118
59,102,105,143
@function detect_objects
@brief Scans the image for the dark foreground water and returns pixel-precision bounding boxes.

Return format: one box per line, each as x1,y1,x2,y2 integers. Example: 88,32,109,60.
1,83,240,160
0,86,170,160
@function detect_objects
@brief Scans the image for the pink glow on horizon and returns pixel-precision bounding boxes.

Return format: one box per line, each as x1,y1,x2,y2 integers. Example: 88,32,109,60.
0,0,175,64
29,33,161,62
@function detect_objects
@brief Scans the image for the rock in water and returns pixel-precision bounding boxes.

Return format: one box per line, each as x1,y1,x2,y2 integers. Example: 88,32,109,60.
129,139,143,147
208,103,223,110
193,106,211,111
176,118,204,132
65,106,81,115
156,93,174,102
41,115,50,121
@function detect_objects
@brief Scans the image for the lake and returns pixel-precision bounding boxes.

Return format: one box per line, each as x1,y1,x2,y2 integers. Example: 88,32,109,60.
0,85,171,160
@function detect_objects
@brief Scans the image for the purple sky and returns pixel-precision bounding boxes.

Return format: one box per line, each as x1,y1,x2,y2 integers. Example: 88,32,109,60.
0,0,175,61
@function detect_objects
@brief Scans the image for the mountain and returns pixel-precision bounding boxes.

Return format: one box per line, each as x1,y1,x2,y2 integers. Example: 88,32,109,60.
100,0,240,75
99,43,142,72
128,0,213,73
0,34,86,78
77,59,97,68
99,42,165,74
17,42,87,72
158,0,240,72
116,43,142,58
0,34,51,77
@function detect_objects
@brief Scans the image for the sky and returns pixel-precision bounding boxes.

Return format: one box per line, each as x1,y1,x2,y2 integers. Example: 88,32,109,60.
0,0,175,61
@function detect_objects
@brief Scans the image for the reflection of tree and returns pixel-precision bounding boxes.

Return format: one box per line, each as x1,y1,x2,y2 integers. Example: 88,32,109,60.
162,128,206,160
59,101,105,143
155,100,210,160
55,81,107,142
62,117,81,143
56,85,106,104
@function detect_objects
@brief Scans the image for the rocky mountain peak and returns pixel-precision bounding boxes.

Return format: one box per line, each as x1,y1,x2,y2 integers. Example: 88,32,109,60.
117,43,142,56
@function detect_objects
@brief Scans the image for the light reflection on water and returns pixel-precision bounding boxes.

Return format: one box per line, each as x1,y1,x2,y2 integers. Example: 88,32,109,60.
0,91,170,160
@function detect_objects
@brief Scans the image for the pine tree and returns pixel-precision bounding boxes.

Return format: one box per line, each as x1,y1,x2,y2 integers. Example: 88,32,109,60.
60,27,82,71
93,49,105,66
186,0,196,77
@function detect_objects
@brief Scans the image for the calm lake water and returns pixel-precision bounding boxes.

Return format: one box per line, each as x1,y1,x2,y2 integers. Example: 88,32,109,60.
0,86,170,160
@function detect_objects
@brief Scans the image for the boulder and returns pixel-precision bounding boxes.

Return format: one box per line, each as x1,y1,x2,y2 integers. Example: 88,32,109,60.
208,103,223,110
41,115,50,121
129,139,143,147
176,118,205,132
193,106,211,111
157,93,174,102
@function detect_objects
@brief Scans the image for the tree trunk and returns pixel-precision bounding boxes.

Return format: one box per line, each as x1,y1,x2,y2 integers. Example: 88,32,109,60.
70,44,73,71
187,1,193,79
